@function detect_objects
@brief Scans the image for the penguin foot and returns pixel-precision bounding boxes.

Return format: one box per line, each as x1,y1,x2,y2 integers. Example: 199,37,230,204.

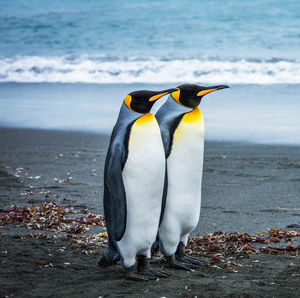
175,241,207,266
125,255,170,281
176,254,207,266
126,266,157,281
165,255,197,271
125,266,168,281
147,268,169,278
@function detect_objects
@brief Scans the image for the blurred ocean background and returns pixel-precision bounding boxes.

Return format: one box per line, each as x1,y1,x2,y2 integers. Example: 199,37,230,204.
0,0,299,143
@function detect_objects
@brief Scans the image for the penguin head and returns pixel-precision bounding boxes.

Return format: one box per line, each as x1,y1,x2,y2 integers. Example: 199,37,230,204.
124,88,177,114
171,84,229,109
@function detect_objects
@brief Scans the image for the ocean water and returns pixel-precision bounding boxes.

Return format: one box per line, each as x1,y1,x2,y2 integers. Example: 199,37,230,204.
0,0,300,144
1,0,300,84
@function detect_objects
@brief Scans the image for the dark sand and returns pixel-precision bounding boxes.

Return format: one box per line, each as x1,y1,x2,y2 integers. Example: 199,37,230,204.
1,127,300,297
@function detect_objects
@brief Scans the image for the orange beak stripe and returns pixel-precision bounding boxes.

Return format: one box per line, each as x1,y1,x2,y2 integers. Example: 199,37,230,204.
149,92,169,102
197,89,217,97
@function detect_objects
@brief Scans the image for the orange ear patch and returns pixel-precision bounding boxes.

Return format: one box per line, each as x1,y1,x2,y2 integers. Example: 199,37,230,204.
124,95,133,110
171,89,181,105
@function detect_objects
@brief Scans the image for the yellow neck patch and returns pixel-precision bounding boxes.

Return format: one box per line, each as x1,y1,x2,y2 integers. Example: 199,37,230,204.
181,107,203,124
135,113,155,126
173,108,204,143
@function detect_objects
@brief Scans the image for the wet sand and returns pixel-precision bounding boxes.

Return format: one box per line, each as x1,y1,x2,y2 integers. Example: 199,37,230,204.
1,127,300,297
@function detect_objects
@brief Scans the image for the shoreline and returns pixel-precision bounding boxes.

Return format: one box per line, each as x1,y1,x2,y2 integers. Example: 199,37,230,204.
1,82,300,145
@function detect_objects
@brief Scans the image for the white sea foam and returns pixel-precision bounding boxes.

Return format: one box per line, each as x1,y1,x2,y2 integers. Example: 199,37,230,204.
1,55,300,84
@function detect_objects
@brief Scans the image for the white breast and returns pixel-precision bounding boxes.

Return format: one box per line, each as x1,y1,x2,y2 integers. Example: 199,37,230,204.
117,113,165,265
159,108,204,255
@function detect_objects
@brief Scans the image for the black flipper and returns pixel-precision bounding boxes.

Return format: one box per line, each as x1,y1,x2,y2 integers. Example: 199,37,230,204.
99,115,134,267
106,144,127,242
99,145,125,267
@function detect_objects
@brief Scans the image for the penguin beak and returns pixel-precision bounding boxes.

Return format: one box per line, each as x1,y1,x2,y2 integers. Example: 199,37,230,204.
197,85,229,97
149,88,178,101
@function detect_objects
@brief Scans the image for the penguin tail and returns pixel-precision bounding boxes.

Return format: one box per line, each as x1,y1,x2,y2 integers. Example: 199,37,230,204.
151,235,160,257
98,256,119,268
98,246,120,268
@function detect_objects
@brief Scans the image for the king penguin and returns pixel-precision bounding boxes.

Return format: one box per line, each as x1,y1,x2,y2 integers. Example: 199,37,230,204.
98,88,177,280
155,84,229,270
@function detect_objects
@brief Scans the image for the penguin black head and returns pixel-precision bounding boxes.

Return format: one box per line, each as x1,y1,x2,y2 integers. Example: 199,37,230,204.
124,88,177,114
171,84,229,109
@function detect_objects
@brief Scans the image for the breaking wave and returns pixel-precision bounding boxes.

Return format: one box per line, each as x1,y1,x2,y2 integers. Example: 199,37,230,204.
1,55,300,84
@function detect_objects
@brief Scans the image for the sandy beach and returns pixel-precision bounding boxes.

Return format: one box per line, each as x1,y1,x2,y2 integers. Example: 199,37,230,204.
1,127,300,297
